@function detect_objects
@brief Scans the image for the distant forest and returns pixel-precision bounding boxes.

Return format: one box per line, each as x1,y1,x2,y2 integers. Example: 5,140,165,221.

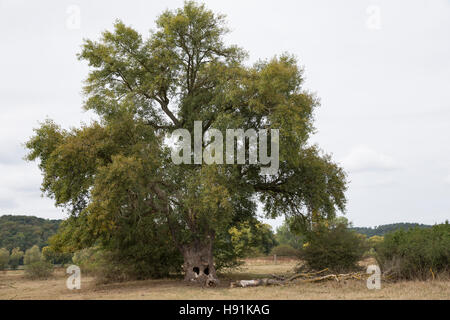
351,223,432,237
0,215,435,251
0,215,62,251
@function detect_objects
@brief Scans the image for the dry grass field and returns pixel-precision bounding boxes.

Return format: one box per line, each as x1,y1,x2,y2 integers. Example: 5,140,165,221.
0,259,449,300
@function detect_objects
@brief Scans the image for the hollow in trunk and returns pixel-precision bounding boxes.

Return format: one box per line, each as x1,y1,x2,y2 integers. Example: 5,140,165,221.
181,240,219,287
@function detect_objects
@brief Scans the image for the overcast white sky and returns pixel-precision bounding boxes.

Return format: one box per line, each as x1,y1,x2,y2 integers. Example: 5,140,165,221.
0,0,449,228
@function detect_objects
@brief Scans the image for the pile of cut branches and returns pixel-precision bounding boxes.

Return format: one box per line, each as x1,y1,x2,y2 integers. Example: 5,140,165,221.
230,268,370,288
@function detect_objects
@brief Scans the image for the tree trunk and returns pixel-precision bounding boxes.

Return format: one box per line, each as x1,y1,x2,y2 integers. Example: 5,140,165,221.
181,238,219,287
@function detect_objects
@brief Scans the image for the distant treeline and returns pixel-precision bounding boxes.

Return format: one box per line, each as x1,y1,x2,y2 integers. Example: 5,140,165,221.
0,215,62,251
0,215,436,252
351,223,432,237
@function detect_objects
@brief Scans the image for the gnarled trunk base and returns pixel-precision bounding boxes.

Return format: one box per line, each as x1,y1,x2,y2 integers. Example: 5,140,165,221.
182,241,219,287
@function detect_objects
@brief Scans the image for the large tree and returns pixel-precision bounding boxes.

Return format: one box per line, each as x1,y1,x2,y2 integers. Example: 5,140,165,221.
26,1,347,284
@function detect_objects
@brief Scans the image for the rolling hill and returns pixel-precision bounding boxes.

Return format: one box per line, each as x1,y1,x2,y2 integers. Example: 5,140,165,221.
351,223,432,237
0,215,62,251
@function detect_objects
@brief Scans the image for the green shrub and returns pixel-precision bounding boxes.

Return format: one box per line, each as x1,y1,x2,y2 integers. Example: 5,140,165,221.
42,246,72,265
228,221,278,258
375,222,450,280
299,224,367,272
275,221,305,250
24,245,41,265
72,246,182,283
72,247,105,275
9,247,24,269
24,260,54,279
0,248,9,270
270,244,299,257
23,245,54,279
367,235,384,248
53,214,184,281
362,235,384,258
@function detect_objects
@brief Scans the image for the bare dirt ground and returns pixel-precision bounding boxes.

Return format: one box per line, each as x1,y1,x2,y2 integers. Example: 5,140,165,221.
1,259,449,300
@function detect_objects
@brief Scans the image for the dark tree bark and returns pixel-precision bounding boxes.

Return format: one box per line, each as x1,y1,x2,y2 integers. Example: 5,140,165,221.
181,236,219,286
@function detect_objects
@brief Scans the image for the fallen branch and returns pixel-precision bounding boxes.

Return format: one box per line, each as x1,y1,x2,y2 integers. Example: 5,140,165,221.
230,270,369,288
287,268,329,282
230,278,283,288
